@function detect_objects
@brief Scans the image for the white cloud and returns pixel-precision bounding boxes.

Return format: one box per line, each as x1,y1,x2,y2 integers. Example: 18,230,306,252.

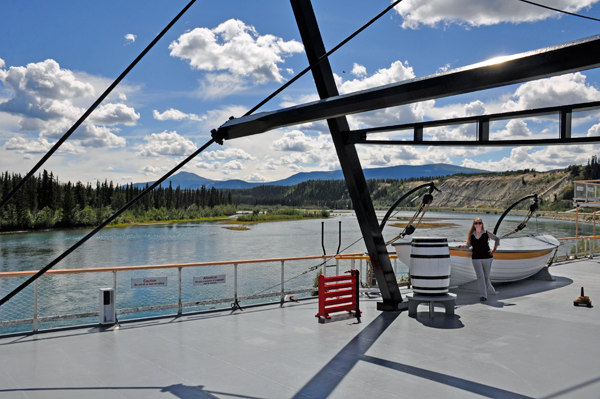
0,59,137,149
464,100,486,117
74,125,127,148
351,63,367,77
199,73,249,99
201,147,256,160
223,160,244,170
3,136,83,154
196,161,221,170
588,124,600,137
169,19,304,87
243,172,270,182
491,119,532,139
139,131,197,157
125,34,136,43
90,103,140,126
271,130,324,152
0,58,5,69
502,73,600,111
140,165,170,176
153,108,205,122
394,0,599,29
203,105,249,129
338,61,415,94
462,145,600,171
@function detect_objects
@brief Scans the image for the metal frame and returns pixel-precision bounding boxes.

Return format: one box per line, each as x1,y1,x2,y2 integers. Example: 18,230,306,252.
213,2,600,310
290,0,403,310
216,34,600,140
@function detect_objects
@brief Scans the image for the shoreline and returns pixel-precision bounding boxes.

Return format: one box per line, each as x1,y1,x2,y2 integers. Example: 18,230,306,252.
2,208,598,235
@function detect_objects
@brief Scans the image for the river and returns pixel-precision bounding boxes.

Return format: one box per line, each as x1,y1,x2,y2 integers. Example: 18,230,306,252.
0,210,593,274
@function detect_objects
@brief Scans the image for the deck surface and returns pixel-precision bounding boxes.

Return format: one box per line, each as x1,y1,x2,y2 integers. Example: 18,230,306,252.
1,259,599,399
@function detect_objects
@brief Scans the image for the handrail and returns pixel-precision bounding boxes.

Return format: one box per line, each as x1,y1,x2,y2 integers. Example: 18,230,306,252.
336,255,397,260
558,236,600,240
0,253,363,278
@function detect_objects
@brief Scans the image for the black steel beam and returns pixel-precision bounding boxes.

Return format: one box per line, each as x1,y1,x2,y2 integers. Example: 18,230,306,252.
351,100,600,138
216,35,600,140
358,137,600,147
290,0,403,310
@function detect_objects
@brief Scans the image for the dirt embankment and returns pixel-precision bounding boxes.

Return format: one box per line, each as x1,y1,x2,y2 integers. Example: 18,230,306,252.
429,170,572,209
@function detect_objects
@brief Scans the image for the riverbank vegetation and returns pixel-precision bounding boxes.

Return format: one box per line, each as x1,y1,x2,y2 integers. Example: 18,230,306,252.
233,207,329,223
3,155,600,231
0,170,236,232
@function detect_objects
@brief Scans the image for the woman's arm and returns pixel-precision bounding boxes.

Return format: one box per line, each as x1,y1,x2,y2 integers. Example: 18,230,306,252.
487,230,500,253
457,235,472,248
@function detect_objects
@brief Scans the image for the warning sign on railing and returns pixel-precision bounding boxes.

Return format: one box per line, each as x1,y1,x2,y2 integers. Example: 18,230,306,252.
194,274,226,286
131,277,168,288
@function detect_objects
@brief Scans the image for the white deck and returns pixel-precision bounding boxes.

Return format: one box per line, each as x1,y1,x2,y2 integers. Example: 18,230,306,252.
1,259,599,398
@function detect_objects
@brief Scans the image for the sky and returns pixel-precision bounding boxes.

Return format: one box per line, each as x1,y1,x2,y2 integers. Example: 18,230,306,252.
2,0,600,185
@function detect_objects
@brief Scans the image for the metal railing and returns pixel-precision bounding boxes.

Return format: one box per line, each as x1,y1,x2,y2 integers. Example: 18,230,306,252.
556,236,600,261
0,253,361,335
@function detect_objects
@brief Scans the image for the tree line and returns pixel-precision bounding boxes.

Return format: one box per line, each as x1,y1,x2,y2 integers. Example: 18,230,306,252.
0,170,236,232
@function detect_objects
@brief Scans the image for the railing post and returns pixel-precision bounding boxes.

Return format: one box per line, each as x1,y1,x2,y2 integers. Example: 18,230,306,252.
112,271,117,310
394,257,397,276
234,263,238,304
281,261,285,303
33,279,38,332
323,257,327,278
359,259,363,286
178,267,182,316
336,257,339,276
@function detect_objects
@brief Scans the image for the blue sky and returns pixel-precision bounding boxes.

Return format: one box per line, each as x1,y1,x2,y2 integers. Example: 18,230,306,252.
2,0,600,185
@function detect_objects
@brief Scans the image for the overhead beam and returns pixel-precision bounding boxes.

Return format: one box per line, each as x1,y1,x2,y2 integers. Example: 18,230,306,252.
216,34,600,140
349,100,600,146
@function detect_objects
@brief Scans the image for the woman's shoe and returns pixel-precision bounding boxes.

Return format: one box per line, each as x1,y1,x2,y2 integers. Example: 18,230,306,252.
480,297,487,301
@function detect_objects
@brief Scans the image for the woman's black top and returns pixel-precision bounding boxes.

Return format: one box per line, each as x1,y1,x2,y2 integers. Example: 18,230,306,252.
471,231,493,259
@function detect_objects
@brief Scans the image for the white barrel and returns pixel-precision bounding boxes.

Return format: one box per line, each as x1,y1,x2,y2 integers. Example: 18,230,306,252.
410,237,451,295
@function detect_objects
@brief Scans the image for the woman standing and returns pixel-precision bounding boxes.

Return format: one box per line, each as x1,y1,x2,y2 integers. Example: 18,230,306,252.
458,217,500,301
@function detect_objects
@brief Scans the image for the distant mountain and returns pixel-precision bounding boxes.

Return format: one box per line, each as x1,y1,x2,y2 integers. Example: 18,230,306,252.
134,164,487,190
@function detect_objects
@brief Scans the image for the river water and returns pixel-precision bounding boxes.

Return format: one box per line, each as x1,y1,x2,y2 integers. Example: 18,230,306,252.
0,211,594,273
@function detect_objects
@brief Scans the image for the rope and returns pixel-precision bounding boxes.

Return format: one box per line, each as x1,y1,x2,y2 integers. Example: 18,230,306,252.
502,209,536,237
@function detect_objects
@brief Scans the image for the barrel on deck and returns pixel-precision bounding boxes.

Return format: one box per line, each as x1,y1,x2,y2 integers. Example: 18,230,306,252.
410,237,450,295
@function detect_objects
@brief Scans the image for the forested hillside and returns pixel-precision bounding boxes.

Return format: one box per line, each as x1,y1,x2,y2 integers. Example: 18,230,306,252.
3,156,599,232
0,170,235,232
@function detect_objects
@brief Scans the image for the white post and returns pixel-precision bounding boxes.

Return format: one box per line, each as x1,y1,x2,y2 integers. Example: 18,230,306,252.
178,267,182,316
281,261,285,303
112,271,117,311
33,279,38,332
359,259,363,286
234,264,238,303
